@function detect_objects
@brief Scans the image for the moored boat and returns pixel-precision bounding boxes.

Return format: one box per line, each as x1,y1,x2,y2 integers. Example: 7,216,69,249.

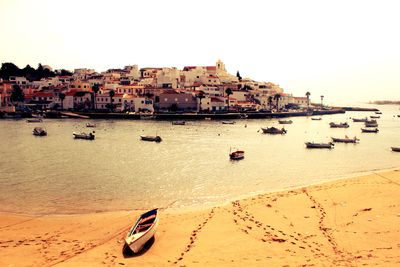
352,118,368,122
361,128,379,133
27,118,42,123
278,120,292,124
305,142,334,149
329,122,349,128
229,150,245,160
125,209,159,253
331,136,359,143
365,122,378,127
172,121,185,125
73,132,95,140
141,135,162,142
33,127,47,136
261,127,287,134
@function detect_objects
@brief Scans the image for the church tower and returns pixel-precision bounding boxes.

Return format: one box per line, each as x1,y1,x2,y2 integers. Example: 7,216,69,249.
216,59,226,74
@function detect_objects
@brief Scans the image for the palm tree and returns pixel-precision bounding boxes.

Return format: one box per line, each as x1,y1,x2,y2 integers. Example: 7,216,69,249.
225,88,233,112
306,91,311,110
273,94,281,111
109,89,115,112
320,95,324,109
268,96,273,110
92,83,100,111
197,90,205,113
59,93,65,110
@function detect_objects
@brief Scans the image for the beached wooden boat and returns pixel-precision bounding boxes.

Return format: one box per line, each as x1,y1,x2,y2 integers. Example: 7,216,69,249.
33,127,47,136
229,150,245,160
391,147,400,152
73,132,95,140
222,121,236,124
329,122,349,128
125,209,159,253
311,117,322,120
370,115,380,119
141,136,162,142
27,118,42,123
375,111,382,114
331,136,359,143
261,127,287,134
86,123,96,127
361,128,379,133
278,120,293,124
172,121,185,125
305,142,334,149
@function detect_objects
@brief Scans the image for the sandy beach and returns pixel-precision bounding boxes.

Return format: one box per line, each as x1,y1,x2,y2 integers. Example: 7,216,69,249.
1,170,400,266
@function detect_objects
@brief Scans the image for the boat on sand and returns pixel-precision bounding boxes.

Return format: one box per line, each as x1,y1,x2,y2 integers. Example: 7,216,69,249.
391,147,400,152
125,209,159,253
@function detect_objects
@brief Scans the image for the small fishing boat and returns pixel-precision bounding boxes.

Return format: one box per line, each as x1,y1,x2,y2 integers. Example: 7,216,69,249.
391,147,400,152
140,115,155,120
375,111,382,114
365,122,378,127
73,132,95,140
33,127,47,136
370,115,380,119
329,122,349,128
261,127,287,134
331,136,359,143
278,120,293,124
172,121,185,125
125,209,159,253
239,114,248,119
222,121,236,124
352,118,368,122
311,117,322,120
27,118,42,123
305,142,334,149
86,123,96,127
229,150,245,160
141,136,162,142
361,128,379,133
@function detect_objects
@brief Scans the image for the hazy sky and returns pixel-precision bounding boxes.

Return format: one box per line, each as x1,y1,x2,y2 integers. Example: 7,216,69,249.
1,0,399,105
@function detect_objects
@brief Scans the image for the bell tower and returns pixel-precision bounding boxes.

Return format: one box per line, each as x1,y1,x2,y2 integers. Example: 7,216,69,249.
216,59,226,74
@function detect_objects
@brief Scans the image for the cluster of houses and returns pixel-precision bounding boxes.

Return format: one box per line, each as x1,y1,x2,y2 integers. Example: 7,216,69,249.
0,60,310,113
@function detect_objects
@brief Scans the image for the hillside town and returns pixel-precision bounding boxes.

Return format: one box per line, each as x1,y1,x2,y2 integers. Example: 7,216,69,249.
0,60,311,114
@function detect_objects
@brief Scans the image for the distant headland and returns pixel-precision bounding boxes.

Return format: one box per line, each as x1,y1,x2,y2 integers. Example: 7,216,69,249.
369,100,400,105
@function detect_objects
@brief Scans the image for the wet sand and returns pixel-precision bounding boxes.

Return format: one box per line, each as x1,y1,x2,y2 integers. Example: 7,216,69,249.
1,170,400,266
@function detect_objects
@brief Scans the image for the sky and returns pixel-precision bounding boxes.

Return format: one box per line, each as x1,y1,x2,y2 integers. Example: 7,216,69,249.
0,0,399,106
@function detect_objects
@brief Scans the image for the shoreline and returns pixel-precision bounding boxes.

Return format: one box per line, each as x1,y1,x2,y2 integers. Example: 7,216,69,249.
1,165,399,218
1,169,400,266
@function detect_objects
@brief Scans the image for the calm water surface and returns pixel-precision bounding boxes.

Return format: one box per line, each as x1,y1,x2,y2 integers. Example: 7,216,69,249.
1,104,400,215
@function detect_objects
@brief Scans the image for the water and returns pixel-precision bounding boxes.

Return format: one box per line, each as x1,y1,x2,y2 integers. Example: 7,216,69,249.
1,104,400,215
